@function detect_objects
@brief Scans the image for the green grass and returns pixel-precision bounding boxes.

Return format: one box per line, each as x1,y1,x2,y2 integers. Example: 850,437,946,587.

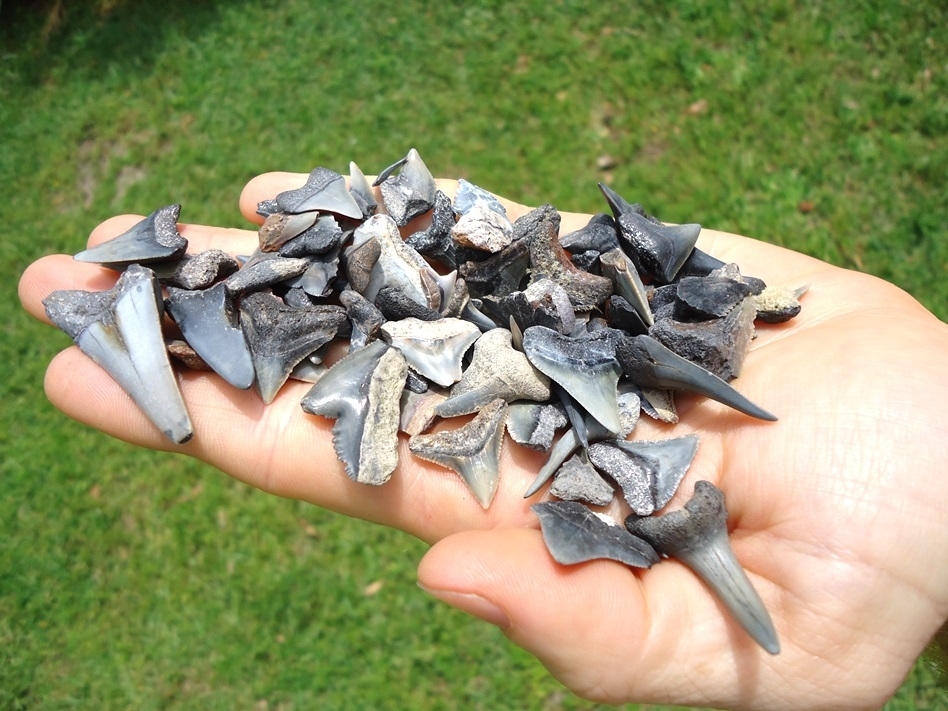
1,1,945,709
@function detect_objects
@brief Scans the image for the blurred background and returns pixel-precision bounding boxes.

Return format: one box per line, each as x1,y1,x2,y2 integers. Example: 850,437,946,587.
1,1,944,708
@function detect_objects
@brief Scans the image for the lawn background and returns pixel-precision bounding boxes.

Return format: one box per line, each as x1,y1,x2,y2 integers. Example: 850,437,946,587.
1,1,945,709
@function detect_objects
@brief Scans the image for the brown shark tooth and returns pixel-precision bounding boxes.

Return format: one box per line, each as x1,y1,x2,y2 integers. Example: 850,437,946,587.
343,229,382,295
505,401,567,452
408,398,508,509
399,387,447,436
374,148,437,227
533,501,658,568
519,204,613,311
549,451,615,506
74,204,187,268
240,292,347,404
258,211,319,252
300,340,407,485
626,481,780,655
435,328,551,418
275,166,363,219
43,264,193,444
380,317,480,387
361,213,441,311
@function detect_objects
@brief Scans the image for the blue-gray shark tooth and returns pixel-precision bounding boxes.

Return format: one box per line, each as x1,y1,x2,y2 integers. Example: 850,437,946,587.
43,264,193,444
348,161,378,219
408,398,508,509
626,481,780,655
505,401,567,452
375,148,437,227
275,167,363,219
300,340,407,485
381,317,480,388
361,213,442,310
165,282,255,390
74,204,187,267
599,247,653,327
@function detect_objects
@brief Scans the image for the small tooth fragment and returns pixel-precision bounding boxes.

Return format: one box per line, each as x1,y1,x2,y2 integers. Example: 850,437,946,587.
533,501,658,568
505,401,567,452
165,282,255,390
636,385,679,423
409,398,508,508
436,328,551,417
587,435,699,515
559,213,619,254
223,255,310,297
258,211,319,252
399,388,447,436
451,204,514,253
453,179,507,217
375,285,442,322
301,340,407,485
74,204,187,267
240,292,348,404
439,275,470,319
502,279,576,335
275,167,363,219
283,249,341,298
339,289,385,352
405,190,458,269
376,148,437,227
362,213,442,310
343,232,382,295
289,358,329,384
522,326,622,435
616,335,776,421
381,317,480,387
606,295,650,336
43,264,193,444
156,249,240,290
278,215,344,257
459,238,530,299
550,451,615,506
755,284,806,323
599,247,653,327
166,339,211,371
674,275,754,321
676,247,727,278
348,161,378,219
626,481,780,655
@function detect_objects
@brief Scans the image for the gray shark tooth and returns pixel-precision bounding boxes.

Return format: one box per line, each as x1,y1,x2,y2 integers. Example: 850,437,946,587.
165,282,255,390
674,275,754,321
408,398,508,509
451,204,514,253
626,481,780,655
258,211,319,252
440,275,470,319
615,334,776,421
435,328,551,417
453,179,507,217
289,358,329,383
284,249,342,298
461,299,501,332
616,211,701,284
505,401,567,452
518,204,613,311
502,279,576,335
559,212,619,254
459,237,530,299
301,340,407,485
375,285,443,322
597,182,652,221
755,284,806,323
240,292,347,404
677,246,727,278
279,215,344,258
522,326,622,435
348,161,378,219
43,264,193,444
606,294,650,336
554,381,590,448
255,198,280,219
155,249,240,290
533,501,658,568
275,167,363,219
74,204,187,267
587,434,699,516
361,213,442,311
223,255,310,298
380,317,480,387
405,190,458,269
549,451,615,506
599,247,653,327
339,289,385,352
372,154,409,185
375,148,437,227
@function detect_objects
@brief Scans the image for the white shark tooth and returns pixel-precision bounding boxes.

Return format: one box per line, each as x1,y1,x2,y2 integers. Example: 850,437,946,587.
380,317,480,388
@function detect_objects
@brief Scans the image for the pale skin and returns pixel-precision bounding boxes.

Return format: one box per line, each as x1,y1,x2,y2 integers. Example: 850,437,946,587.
18,172,948,711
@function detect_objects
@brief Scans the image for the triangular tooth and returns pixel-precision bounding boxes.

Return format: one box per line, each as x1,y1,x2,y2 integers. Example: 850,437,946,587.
74,204,186,266
409,399,508,508
44,264,192,444
549,451,615,507
377,148,437,226
275,167,363,219
597,183,641,219
372,155,409,187
599,247,653,327
380,317,480,388
616,335,777,421
617,211,700,283
348,161,378,218
627,481,780,655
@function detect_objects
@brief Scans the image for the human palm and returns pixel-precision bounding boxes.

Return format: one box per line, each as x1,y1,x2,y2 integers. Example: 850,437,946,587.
18,172,948,710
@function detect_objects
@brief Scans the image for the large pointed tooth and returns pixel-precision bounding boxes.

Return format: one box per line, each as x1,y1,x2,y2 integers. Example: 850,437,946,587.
409,398,508,508
626,481,780,655
275,167,363,219
616,211,701,284
616,335,776,421
522,326,622,435
376,148,437,227
165,282,255,390
599,247,653,327
301,340,407,485
74,204,187,267
597,182,649,219
381,317,480,387
43,264,192,443
587,435,699,515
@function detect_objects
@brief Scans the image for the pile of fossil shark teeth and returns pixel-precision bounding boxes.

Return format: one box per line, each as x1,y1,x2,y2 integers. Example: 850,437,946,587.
46,148,806,655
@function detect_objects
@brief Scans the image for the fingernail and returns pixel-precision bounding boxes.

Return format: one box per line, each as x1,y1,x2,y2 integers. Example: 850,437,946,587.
418,583,511,630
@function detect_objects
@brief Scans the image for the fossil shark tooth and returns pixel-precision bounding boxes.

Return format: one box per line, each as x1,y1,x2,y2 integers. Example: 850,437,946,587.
599,247,653,327
258,210,320,252
339,289,385,352
626,481,780,655
300,340,407,485
375,285,443,322
155,249,240,290
453,179,507,217
375,148,437,227
435,328,551,417
361,213,442,311
559,212,619,255
549,451,615,506
278,214,344,257
554,381,590,448
674,275,754,321
166,339,211,371
616,334,776,421
240,292,347,404
451,204,514,253
223,254,310,298
459,237,530,299
399,387,447,436
505,401,567,452
755,284,807,323
635,384,679,423
519,204,613,311
587,434,699,515
533,501,658,568
461,299,500,332
284,249,342,298
348,161,378,219
439,275,470,319
597,182,651,221
275,167,363,219
677,246,727,278
43,264,193,444
381,317,480,387
405,190,458,269
522,326,622,435
343,230,382,295
616,211,701,284
502,279,577,336
74,204,187,267
165,282,255,390
408,398,508,508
